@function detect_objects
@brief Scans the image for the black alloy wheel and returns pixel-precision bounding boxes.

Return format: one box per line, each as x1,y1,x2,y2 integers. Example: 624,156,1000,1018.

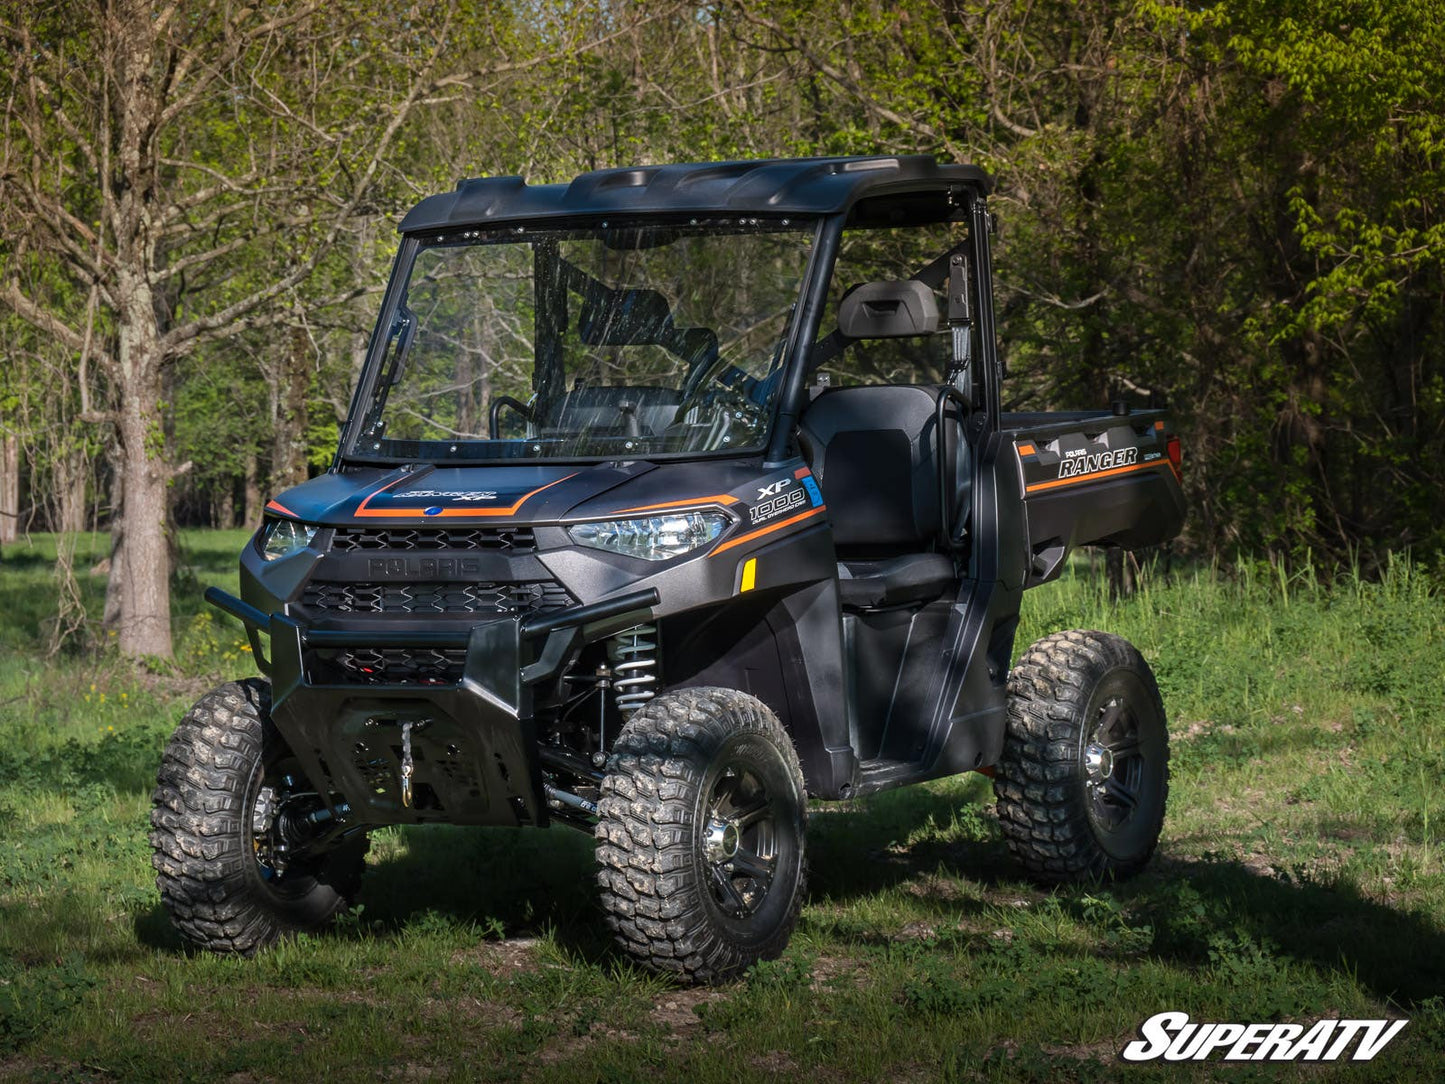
596,687,807,984
995,630,1170,883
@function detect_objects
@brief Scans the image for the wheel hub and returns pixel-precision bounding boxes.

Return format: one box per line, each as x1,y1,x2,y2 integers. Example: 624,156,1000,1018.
702,763,778,920
704,819,741,863
1085,695,1147,831
1084,743,1114,784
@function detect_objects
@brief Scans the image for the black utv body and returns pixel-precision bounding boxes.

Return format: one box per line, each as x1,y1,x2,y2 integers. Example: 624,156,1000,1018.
151,156,1185,982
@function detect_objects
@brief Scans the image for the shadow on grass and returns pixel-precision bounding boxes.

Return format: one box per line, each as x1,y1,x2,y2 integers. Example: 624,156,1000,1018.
357,823,611,960
804,781,1445,1011
128,770,1445,1013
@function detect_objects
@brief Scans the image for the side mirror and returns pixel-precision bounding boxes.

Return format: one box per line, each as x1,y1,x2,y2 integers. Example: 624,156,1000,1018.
837,280,939,339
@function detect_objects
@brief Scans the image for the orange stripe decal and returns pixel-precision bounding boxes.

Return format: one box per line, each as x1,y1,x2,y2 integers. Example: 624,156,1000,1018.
266,499,299,518
1016,443,1036,456
1153,420,1165,431
793,467,812,479
1025,460,1169,494
354,474,577,518
613,494,740,514
710,505,826,556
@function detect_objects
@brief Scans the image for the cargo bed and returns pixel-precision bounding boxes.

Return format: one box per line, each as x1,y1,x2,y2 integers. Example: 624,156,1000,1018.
1001,409,1185,585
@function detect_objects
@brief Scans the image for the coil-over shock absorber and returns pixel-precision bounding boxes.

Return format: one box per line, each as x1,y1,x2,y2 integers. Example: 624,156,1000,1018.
607,624,658,717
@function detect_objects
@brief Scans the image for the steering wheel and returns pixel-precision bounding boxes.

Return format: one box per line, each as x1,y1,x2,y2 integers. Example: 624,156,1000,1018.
674,359,759,423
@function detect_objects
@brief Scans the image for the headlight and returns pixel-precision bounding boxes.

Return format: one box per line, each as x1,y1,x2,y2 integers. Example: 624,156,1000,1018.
568,512,728,562
261,518,318,561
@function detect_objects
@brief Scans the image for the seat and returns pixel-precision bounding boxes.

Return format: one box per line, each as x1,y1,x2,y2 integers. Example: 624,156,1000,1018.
541,384,682,437
798,384,967,610
836,552,955,609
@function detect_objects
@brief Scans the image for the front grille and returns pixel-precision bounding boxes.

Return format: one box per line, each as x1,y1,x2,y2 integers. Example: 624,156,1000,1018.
329,526,536,553
317,646,468,686
300,580,574,616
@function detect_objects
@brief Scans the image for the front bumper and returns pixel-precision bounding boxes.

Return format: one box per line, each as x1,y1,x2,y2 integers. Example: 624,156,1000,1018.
206,586,656,829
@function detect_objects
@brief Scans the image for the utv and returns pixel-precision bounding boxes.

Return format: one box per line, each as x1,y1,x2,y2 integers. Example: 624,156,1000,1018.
151,156,1184,982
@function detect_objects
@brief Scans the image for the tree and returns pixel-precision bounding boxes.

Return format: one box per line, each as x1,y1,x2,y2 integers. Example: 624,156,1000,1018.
0,0,564,655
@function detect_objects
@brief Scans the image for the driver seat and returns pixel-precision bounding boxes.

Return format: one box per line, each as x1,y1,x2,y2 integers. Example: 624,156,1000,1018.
798,385,966,610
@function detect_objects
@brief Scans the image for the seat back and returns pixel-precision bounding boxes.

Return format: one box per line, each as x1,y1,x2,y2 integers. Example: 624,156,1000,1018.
798,385,966,557
537,384,682,438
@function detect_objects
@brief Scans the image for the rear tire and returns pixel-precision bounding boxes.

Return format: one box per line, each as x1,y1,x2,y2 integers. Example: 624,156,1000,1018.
149,679,367,955
994,630,1169,883
595,687,807,984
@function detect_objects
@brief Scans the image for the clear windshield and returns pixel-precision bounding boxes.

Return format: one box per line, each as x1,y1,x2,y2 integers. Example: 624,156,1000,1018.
350,220,817,462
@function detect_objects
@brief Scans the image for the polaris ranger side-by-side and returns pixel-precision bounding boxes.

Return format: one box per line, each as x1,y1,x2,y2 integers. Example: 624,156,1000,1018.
151,156,1185,982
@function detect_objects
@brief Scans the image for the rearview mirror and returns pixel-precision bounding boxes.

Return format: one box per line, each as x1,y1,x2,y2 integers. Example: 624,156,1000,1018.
837,280,939,339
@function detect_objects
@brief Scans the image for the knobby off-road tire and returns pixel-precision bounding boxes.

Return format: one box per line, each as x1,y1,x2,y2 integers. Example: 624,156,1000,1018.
150,678,367,955
995,630,1169,883
596,687,808,984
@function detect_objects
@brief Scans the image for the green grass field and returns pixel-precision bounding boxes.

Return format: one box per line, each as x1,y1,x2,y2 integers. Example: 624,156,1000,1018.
1,533,1443,1082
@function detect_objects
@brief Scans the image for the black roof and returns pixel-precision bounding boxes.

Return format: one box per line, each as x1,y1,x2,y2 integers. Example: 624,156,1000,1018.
398,155,992,233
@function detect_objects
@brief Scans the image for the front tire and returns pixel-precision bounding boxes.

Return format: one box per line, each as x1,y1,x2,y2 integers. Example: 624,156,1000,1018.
595,687,808,984
994,631,1169,883
149,679,367,955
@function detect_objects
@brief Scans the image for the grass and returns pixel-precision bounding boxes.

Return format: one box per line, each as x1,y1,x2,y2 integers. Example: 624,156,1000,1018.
1,534,1444,1081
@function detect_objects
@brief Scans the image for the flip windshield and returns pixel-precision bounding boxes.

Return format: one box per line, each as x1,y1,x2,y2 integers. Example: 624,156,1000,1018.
350,220,817,462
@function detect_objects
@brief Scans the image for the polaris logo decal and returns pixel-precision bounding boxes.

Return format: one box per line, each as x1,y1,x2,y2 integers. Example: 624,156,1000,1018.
749,487,806,524
401,489,500,502
1121,1012,1408,1063
368,557,482,577
1057,446,1137,479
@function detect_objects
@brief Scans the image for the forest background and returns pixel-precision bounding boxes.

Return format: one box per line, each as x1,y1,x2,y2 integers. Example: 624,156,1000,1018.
2,0,1444,658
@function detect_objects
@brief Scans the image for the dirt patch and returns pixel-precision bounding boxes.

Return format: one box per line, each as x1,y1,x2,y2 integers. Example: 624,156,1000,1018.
750,1050,798,1076
535,1021,638,1065
890,920,939,943
0,1057,42,1082
1239,852,1279,878
905,872,968,902
449,936,540,976
649,986,723,1031
1043,1037,1120,1062
447,996,525,1030
809,952,865,991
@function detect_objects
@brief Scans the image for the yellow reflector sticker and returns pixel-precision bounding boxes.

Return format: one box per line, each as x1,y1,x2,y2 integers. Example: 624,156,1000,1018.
740,558,757,593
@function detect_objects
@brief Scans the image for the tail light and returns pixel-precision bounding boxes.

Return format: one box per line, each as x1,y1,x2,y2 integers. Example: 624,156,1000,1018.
1165,435,1182,481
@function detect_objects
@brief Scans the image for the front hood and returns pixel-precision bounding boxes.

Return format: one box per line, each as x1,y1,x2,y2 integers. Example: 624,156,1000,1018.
266,462,657,526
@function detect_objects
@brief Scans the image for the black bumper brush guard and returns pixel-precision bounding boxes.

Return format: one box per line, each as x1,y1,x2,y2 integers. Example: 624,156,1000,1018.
204,585,659,831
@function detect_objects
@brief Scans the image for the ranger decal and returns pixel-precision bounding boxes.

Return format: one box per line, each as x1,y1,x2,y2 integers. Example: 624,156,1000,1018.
1057,446,1138,480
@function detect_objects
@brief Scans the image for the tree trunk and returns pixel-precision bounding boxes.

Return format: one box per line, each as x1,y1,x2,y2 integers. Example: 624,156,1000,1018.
243,450,262,528
101,465,124,631
269,326,312,493
217,482,236,530
0,433,17,544
57,451,86,535
1106,546,1135,601
112,268,175,657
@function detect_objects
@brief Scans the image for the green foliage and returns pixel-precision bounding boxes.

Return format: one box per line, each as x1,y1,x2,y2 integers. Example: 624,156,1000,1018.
0,955,96,1054
6,0,1444,594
